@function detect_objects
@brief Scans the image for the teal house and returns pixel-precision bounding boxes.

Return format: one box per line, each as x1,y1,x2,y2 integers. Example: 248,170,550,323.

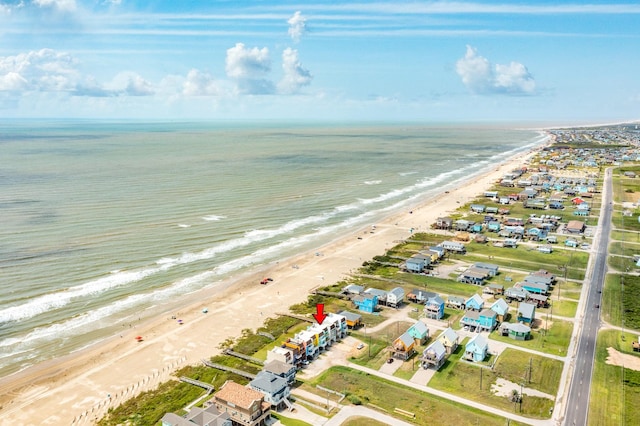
353,294,378,313
407,321,429,344
464,334,489,362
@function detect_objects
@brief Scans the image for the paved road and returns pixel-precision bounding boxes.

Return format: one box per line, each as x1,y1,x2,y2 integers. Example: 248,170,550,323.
563,167,613,426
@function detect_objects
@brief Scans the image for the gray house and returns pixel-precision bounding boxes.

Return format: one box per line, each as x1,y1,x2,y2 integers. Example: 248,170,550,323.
249,371,291,410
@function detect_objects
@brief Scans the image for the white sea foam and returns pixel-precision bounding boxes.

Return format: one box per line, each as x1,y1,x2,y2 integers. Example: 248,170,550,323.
364,180,382,185
202,215,226,221
178,224,191,228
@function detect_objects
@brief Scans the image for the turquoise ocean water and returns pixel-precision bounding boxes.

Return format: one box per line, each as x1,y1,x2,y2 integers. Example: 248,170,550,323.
0,121,546,377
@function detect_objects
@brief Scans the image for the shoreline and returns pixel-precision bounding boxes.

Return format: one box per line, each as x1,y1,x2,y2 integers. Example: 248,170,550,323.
0,140,547,425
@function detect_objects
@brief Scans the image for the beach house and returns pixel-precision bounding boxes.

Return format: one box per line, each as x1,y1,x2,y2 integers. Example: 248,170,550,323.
440,240,466,253
457,267,489,285
435,217,453,230
387,287,405,308
421,340,447,370
213,381,271,426
338,310,362,329
474,262,499,277
437,327,459,354
266,347,295,365
464,294,485,311
353,294,377,313
517,302,537,325
263,360,297,385
424,295,445,320
500,322,532,340
407,289,437,304
405,254,430,273
407,321,430,345
249,371,292,411
464,334,489,362
391,332,416,360
446,295,466,310
490,298,510,322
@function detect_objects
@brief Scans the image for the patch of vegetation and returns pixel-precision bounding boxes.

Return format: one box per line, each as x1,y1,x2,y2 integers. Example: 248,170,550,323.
489,320,573,357
588,329,640,426
310,366,522,425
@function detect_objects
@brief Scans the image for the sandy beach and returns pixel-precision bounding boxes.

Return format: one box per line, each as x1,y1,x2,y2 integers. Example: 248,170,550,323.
0,146,542,425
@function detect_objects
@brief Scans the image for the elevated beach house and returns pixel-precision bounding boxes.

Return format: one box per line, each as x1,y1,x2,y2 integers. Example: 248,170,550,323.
407,321,430,345
517,302,537,325
407,289,437,304
474,262,499,277
490,298,510,322
405,253,431,273
387,287,405,308
249,371,292,411
464,294,485,312
353,294,377,313
213,381,271,426
421,340,447,370
446,295,466,310
263,360,297,385
337,310,362,329
464,334,489,362
392,331,416,360
424,295,445,320
440,240,466,253
437,327,459,354
364,288,388,306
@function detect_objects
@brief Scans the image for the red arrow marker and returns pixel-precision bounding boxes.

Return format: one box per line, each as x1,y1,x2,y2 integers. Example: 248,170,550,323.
313,303,327,325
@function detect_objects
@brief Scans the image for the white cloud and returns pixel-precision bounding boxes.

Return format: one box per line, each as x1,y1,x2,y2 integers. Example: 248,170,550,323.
182,69,221,96
33,0,77,12
287,11,307,42
225,43,274,94
0,49,79,92
278,48,312,94
107,71,154,96
456,45,536,95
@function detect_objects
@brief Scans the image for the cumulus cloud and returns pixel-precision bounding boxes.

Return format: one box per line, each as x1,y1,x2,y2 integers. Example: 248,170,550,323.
225,43,274,94
33,0,77,12
456,45,536,95
182,69,221,96
0,49,79,92
109,72,154,96
278,48,312,94
287,11,307,42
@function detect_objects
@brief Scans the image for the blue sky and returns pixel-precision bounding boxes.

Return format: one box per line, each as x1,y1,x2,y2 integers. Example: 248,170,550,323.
1,0,639,123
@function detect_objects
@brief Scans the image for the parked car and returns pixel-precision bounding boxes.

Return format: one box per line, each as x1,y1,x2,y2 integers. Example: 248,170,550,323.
387,358,394,364
357,343,364,350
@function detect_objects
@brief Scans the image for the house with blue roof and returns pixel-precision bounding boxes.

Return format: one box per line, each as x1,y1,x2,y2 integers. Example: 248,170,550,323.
464,334,489,362
488,221,501,232
520,280,548,295
464,294,484,311
353,294,378,313
474,262,499,277
249,371,291,410
424,295,445,320
364,288,387,305
500,322,531,340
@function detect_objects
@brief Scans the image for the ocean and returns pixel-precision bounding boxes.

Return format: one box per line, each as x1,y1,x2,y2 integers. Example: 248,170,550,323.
0,121,546,378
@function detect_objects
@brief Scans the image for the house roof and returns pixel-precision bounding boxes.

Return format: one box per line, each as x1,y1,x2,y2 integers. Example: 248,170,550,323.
250,371,288,394
508,322,531,333
518,302,536,318
466,334,488,351
337,310,362,322
448,295,466,304
462,310,480,321
424,340,446,358
474,262,499,271
426,295,445,306
263,360,295,376
480,308,497,319
215,381,264,410
520,281,547,291
396,332,414,348
490,298,509,315
439,327,458,344
162,405,230,426
343,284,364,294
388,287,404,298
365,288,388,298
409,289,437,300
466,294,484,307
408,321,429,336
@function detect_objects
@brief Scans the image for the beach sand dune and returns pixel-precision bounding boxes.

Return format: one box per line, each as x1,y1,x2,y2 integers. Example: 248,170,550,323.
0,150,538,425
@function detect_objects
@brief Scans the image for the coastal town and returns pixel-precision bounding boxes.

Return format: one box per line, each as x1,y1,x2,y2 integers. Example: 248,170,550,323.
13,124,640,426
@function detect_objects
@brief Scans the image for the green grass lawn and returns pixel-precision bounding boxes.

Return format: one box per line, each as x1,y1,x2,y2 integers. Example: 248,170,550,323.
341,417,390,426
610,241,640,257
538,299,578,318
489,320,573,357
602,273,640,330
428,347,556,418
271,413,313,426
462,253,586,281
610,229,640,243
464,242,590,270
492,348,563,395
309,366,525,425
588,329,640,426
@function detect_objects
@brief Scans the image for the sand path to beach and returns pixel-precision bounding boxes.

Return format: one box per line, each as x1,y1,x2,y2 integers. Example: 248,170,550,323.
0,149,539,425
